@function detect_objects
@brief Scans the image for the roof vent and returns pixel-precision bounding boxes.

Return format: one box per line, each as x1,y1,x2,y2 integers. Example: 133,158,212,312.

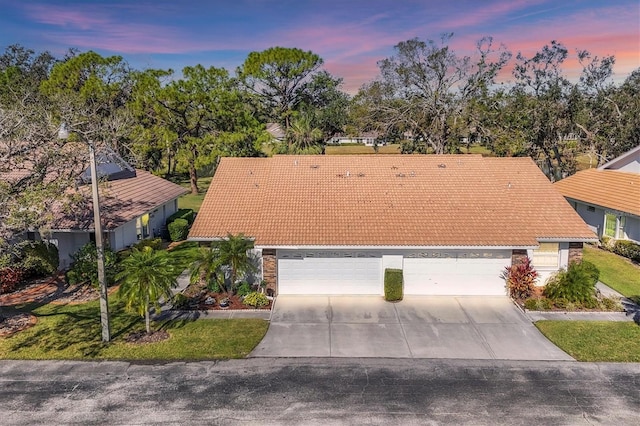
438,163,446,168
346,170,350,177
396,173,405,178
294,160,298,166
391,165,398,170
310,164,319,169
409,170,415,177
358,172,365,177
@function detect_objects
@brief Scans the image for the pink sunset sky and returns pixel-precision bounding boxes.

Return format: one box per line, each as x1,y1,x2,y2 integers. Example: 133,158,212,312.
1,0,638,93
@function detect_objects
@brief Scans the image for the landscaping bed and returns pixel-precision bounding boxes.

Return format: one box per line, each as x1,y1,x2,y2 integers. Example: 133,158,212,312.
177,283,272,311
515,286,624,313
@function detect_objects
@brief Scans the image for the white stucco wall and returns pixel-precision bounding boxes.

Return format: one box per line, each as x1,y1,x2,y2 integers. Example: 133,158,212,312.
574,202,605,236
52,232,91,269
625,216,640,243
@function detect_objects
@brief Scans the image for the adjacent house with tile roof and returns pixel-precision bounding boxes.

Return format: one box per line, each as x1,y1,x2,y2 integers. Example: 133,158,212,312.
6,150,188,268
554,145,640,243
189,154,596,296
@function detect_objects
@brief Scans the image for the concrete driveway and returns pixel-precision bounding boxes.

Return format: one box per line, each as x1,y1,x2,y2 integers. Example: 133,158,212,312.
251,296,573,360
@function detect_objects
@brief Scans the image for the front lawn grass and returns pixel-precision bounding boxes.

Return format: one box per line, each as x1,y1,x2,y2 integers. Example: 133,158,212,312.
177,176,213,212
536,321,640,362
0,297,268,360
583,245,640,299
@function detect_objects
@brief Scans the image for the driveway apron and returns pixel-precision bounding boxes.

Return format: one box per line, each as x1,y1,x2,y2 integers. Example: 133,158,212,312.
250,296,574,360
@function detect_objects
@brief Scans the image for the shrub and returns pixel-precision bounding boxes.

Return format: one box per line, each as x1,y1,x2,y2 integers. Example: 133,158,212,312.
384,268,403,302
524,297,552,311
236,281,252,297
167,209,195,226
243,291,269,308
168,218,189,242
0,267,25,294
172,293,189,310
598,297,623,312
612,240,640,262
501,257,538,300
17,241,59,278
543,261,599,304
66,243,118,287
134,238,163,251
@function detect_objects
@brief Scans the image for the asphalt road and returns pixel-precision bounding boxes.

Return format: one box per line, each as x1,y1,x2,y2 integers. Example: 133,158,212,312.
1,358,639,425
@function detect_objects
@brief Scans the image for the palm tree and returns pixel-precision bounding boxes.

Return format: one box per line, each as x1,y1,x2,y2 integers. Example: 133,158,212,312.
116,247,177,334
212,234,256,295
189,243,222,290
287,113,324,154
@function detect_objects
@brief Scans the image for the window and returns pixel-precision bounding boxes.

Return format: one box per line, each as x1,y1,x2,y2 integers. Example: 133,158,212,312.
604,213,625,239
532,243,559,269
136,213,150,240
604,213,617,238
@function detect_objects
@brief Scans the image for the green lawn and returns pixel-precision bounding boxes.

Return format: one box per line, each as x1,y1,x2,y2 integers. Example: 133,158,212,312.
177,176,213,212
0,242,268,360
0,296,268,360
583,245,640,300
325,144,401,155
536,321,640,362
457,145,493,155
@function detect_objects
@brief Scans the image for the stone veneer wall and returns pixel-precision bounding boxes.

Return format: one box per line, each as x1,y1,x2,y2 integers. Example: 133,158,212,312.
262,249,277,296
511,249,528,266
568,242,584,264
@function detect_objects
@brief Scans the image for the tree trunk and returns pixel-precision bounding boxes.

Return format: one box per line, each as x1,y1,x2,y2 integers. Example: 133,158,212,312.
189,162,199,195
145,303,151,334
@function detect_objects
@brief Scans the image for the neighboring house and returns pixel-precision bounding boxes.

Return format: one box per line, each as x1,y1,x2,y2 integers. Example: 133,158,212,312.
9,150,188,268
328,132,381,146
189,155,596,296
265,123,285,142
555,145,640,243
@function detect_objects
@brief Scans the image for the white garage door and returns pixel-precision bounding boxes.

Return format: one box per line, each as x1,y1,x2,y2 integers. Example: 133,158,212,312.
403,250,511,296
278,250,382,295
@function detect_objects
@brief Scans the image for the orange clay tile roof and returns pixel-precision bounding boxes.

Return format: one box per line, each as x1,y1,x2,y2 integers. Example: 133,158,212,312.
554,169,640,216
52,170,188,230
189,155,597,247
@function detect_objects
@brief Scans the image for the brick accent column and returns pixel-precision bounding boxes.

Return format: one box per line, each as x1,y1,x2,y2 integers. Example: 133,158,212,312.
262,249,277,296
568,242,583,264
511,249,528,266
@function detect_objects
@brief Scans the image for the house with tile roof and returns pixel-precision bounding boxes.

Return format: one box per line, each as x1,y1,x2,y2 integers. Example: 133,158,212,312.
7,150,188,268
189,154,596,296
554,145,640,243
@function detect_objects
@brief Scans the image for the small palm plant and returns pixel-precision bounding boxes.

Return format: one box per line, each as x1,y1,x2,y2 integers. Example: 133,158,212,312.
190,244,222,290
213,233,256,295
116,247,177,334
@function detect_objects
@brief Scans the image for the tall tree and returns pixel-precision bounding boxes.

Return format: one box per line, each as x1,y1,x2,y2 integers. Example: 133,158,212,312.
116,247,177,334
364,34,510,154
238,46,323,146
511,40,576,180
131,65,264,194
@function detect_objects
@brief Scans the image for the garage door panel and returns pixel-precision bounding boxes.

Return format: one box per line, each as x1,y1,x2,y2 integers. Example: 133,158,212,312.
404,253,510,296
278,253,381,295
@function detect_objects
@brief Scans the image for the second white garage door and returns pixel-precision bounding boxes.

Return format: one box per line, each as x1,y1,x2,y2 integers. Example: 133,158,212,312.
278,251,382,295
403,251,511,296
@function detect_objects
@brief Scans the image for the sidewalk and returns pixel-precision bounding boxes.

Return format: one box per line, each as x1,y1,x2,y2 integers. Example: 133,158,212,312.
525,282,640,323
